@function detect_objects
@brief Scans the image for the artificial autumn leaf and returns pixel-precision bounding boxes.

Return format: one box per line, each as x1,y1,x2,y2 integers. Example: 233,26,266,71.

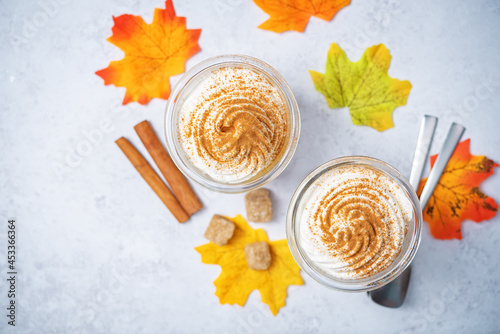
195,215,303,315
253,0,350,33
96,0,201,105
417,139,499,240
310,43,411,131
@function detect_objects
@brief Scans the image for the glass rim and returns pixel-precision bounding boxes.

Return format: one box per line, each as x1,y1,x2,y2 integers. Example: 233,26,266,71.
164,54,301,193
286,156,423,292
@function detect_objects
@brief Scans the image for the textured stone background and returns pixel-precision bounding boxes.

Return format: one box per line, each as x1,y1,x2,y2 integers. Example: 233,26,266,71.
1,0,499,333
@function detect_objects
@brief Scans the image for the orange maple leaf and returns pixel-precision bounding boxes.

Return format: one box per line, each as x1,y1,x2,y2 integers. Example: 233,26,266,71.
253,0,351,33
417,139,499,240
96,0,201,105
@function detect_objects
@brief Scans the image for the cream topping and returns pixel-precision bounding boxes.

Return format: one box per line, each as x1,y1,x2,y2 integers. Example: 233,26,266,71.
299,165,413,279
178,67,288,183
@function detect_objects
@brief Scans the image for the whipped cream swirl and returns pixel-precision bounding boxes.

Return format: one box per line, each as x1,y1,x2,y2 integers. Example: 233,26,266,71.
299,165,413,279
178,67,288,183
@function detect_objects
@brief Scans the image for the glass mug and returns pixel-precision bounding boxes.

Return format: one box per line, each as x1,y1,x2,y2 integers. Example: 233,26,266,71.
164,55,300,193
287,156,422,292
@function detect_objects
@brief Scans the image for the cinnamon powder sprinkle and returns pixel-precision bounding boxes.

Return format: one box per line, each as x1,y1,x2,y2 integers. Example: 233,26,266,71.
303,165,412,279
178,67,289,182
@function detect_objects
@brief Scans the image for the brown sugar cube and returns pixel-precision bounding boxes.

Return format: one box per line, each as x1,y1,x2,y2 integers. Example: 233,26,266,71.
244,241,272,270
204,215,235,246
245,188,272,222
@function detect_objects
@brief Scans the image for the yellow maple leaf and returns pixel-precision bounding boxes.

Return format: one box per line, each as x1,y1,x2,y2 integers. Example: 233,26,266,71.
195,215,303,315
309,43,412,131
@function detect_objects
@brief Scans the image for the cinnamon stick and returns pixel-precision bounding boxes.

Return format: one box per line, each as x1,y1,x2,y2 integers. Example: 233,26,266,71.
134,120,203,216
115,137,189,223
